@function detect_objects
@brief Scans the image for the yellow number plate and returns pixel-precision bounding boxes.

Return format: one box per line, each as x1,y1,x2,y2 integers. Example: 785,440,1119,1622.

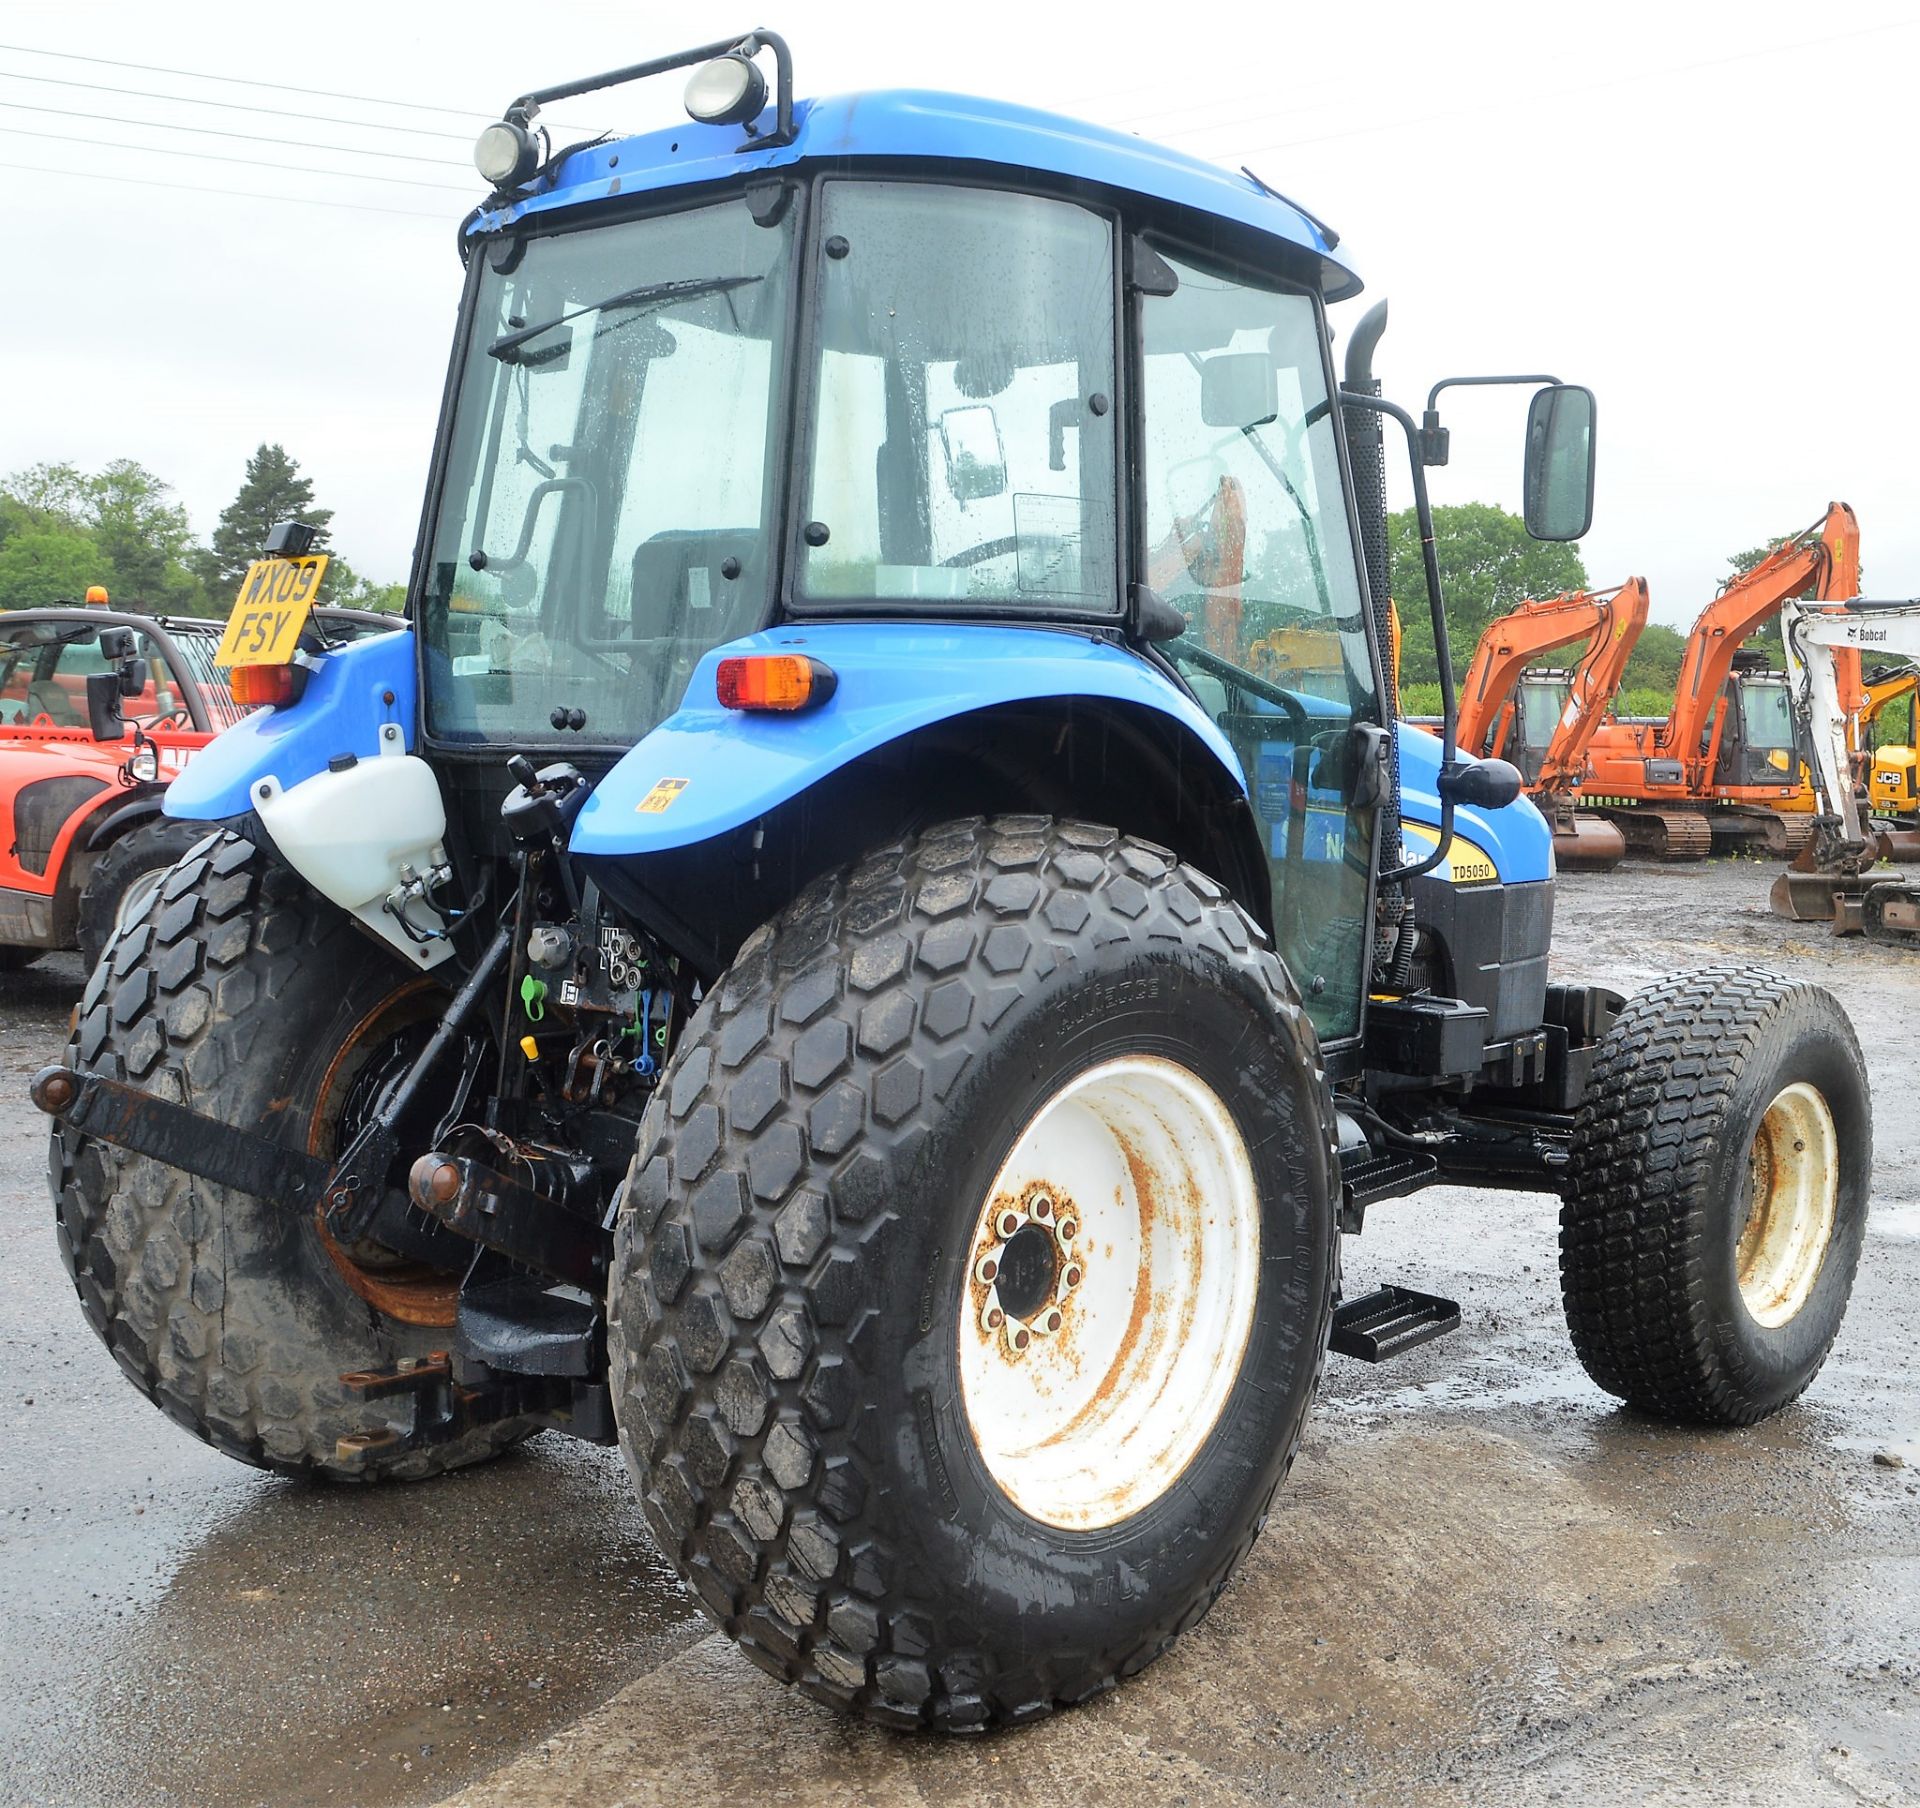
215,556,330,668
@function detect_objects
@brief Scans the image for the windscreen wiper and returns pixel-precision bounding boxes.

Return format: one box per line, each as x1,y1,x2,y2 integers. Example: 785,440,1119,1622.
489,274,760,363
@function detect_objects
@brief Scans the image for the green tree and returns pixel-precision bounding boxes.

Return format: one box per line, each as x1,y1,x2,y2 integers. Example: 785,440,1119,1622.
1621,620,1686,695
0,458,209,614
1387,501,1588,684
88,459,197,605
0,525,101,609
201,444,333,595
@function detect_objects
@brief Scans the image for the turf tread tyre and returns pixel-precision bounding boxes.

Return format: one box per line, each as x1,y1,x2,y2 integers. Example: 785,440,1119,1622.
610,815,1339,1730
52,830,533,1481
1559,965,1869,1425
76,816,215,974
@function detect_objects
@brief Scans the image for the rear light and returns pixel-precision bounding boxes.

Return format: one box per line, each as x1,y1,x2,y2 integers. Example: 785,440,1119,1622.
716,654,837,712
229,663,306,709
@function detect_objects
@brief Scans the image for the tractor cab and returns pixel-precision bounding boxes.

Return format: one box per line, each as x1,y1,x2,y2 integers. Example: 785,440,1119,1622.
412,79,1396,1037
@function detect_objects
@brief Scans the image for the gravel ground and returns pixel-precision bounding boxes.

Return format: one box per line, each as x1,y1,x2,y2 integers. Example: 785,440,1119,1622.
2,857,1915,1808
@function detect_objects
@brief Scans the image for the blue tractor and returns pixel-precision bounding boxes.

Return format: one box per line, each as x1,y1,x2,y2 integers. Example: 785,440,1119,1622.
38,31,1872,1731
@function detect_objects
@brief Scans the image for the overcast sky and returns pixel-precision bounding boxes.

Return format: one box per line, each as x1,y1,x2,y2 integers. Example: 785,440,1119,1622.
8,0,1918,624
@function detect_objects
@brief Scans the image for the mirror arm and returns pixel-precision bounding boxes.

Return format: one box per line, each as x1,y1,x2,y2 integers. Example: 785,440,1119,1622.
1418,372,1562,468
1342,391,1459,884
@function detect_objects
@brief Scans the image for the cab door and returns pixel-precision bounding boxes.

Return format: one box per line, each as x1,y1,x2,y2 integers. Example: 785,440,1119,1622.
1137,248,1381,1041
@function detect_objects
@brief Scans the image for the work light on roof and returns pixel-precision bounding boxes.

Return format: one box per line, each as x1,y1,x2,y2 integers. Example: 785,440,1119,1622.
474,118,539,189
684,51,767,126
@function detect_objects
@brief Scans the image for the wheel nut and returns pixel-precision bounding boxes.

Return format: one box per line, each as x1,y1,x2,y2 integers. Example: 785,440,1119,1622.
1032,1195,1053,1221
996,1208,1023,1238
1062,1265,1082,1291
1042,1309,1063,1334
1011,1327,1030,1352
975,1254,999,1284
1058,1219,1077,1244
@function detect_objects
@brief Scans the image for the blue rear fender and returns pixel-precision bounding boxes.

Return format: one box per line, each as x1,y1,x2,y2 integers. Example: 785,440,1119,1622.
569,623,1250,857
163,630,418,821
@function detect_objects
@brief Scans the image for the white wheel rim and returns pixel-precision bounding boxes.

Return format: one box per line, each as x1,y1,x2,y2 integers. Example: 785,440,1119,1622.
957,1055,1261,1532
115,870,166,938
1737,1080,1839,1328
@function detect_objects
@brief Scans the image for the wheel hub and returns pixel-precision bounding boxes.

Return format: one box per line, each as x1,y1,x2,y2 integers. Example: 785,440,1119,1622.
973,1192,1081,1350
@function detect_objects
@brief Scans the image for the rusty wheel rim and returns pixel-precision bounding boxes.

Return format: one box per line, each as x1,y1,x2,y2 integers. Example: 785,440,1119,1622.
1737,1080,1838,1329
309,983,462,1329
957,1055,1261,1531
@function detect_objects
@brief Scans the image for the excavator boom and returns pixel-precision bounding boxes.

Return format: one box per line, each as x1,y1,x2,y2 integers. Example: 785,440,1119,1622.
1664,501,1859,762
1457,587,1610,759
1536,577,1650,791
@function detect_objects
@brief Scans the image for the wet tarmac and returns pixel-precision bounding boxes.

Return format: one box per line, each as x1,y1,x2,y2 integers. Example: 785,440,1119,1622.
2,860,1917,1807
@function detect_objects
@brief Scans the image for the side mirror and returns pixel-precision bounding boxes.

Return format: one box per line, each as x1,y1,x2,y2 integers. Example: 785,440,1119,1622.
1438,757,1524,810
1200,352,1279,429
1522,384,1596,541
118,655,150,699
939,405,1007,503
85,671,125,742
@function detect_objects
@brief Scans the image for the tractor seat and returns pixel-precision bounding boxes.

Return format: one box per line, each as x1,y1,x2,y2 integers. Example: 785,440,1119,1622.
629,530,762,643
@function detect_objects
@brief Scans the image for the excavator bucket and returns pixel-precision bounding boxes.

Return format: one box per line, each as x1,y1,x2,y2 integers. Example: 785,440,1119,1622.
1551,811,1625,870
1769,868,1867,926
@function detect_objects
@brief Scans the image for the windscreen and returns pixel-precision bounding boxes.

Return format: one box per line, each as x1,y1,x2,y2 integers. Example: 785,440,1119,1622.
420,196,795,745
1740,679,1795,752
0,621,195,729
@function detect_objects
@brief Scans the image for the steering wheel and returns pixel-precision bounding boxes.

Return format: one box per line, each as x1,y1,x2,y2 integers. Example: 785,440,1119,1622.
939,536,1021,569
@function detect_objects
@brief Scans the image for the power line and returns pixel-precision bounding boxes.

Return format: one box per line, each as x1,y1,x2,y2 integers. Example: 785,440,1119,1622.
0,96,468,164
1155,15,1920,165
0,124,474,192
0,157,447,219
0,40,598,132
0,65,478,141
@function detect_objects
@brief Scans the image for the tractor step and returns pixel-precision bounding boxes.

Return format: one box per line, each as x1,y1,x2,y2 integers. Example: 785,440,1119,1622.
1329,1284,1461,1361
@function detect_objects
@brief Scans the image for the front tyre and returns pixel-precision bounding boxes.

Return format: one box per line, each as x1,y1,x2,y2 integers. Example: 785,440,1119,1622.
609,817,1338,1730
1560,967,1871,1424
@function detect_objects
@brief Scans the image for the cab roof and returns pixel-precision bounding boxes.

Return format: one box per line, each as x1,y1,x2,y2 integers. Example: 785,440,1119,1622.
469,88,1361,301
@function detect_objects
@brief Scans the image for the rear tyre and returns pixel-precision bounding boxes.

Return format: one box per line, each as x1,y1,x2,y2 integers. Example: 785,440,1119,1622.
53,831,536,1479
77,816,214,973
609,817,1338,1730
1560,966,1870,1424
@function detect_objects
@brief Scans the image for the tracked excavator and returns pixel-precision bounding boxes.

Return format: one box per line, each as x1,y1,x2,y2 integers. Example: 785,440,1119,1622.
1577,502,1860,860
1454,579,1648,868
1772,597,1920,942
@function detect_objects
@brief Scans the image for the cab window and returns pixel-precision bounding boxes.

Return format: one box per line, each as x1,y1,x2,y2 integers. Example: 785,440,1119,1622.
798,182,1118,611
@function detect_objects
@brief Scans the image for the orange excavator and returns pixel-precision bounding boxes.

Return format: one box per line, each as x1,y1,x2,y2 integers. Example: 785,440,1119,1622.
1575,502,1862,860
1454,579,1650,868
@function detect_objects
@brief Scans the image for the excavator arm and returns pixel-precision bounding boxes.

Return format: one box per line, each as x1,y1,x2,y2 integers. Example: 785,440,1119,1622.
1662,501,1860,770
1455,587,1608,758
1534,577,1649,793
